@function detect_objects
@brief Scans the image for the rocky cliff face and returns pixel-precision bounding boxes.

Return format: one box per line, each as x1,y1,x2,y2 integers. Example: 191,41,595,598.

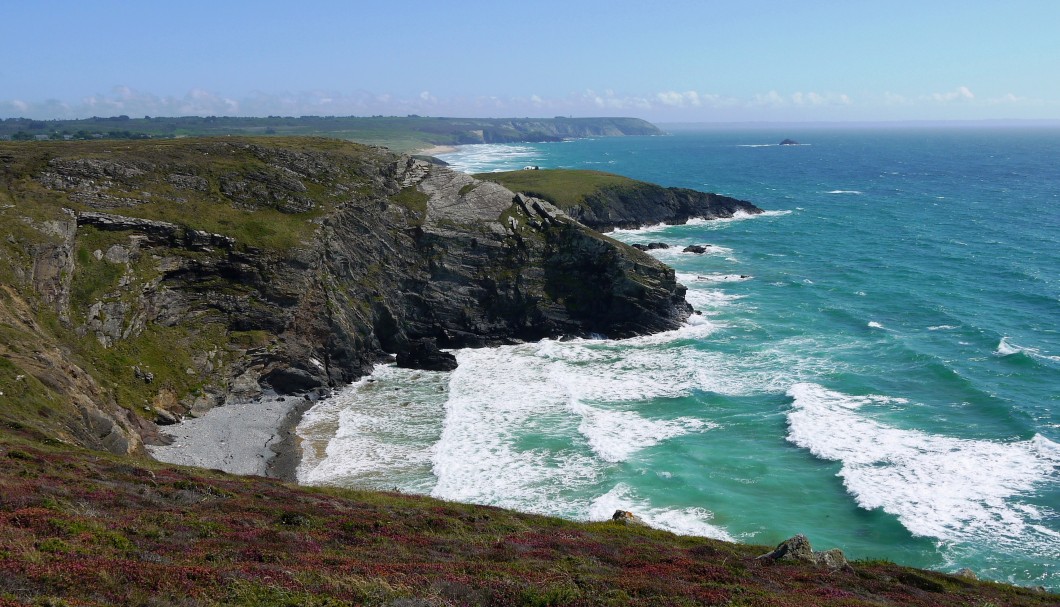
0,138,689,454
564,182,762,231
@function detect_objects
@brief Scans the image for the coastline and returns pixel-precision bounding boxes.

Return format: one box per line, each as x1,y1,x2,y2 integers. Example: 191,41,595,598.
148,393,319,483
413,144,457,156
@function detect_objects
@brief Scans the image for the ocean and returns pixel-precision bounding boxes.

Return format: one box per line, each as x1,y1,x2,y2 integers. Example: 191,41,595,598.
297,127,1060,590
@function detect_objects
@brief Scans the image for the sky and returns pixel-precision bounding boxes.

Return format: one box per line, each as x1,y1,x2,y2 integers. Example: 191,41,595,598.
3,0,1059,123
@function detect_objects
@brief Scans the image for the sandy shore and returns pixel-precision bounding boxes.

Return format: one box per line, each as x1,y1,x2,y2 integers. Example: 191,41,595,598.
148,394,316,482
414,144,457,156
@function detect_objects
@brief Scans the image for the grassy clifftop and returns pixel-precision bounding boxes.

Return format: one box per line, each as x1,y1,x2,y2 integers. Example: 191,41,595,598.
1,429,1054,607
476,169,763,231
0,138,692,454
0,116,663,153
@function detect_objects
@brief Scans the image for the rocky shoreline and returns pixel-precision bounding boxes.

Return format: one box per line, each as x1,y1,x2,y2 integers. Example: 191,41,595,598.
0,136,761,484
147,392,317,481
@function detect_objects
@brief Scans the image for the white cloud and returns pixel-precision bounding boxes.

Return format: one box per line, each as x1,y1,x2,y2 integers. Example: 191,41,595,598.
752,90,787,107
656,90,701,107
883,92,910,105
583,89,651,110
749,90,851,108
986,92,1025,105
928,86,974,102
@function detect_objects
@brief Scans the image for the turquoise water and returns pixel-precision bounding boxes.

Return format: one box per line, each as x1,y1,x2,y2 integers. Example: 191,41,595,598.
298,128,1060,589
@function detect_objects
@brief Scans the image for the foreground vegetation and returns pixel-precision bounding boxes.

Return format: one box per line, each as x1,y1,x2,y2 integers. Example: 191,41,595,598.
0,427,1054,606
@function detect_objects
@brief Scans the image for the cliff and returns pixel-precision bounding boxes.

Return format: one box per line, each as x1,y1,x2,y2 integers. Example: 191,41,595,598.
475,169,762,231
0,138,687,455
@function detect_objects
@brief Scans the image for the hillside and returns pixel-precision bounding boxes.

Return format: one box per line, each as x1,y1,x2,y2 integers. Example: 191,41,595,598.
0,116,663,153
0,137,689,455
1,137,1052,605
475,169,761,231
0,428,1054,606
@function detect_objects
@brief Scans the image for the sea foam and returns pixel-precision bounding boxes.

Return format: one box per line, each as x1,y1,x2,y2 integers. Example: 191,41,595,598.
435,143,543,173
297,365,449,491
786,382,1060,548
996,337,1060,363
589,483,734,540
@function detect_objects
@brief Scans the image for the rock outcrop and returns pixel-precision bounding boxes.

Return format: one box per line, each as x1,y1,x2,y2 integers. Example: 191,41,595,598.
567,183,761,232
758,534,849,569
0,137,691,453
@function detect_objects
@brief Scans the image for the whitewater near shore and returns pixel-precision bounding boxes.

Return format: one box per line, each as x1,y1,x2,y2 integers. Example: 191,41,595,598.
296,130,1060,591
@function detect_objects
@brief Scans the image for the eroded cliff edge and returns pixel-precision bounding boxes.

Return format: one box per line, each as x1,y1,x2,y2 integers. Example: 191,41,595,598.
0,137,712,455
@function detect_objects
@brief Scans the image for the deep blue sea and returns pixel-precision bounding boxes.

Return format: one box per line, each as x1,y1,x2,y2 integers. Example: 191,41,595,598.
298,127,1060,590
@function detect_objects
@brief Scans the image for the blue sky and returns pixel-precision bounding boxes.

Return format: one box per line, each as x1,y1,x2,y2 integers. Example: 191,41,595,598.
3,0,1058,122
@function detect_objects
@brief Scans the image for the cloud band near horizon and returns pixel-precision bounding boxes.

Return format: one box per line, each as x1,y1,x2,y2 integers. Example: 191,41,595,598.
0,85,1046,122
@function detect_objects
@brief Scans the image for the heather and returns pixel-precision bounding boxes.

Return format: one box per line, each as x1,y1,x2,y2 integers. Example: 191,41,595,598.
0,430,1053,606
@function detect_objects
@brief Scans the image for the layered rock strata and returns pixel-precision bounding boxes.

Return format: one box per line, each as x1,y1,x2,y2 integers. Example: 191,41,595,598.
0,138,693,454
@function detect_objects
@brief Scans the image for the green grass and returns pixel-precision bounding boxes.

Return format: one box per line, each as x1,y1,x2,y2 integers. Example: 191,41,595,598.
0,116,662,154
0,430,1055,607
474,169,637,211
0,137,388,252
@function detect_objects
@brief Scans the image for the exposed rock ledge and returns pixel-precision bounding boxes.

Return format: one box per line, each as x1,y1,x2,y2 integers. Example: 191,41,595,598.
0,138,698,455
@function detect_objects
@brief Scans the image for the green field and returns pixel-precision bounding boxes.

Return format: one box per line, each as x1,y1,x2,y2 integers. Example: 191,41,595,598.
0,116,662,153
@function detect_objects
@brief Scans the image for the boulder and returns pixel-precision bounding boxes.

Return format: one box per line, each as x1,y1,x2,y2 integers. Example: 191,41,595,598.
262,366,324,394
396,338,458,372
758,534,848,569
683,245,708,254
646,242,670,250
611,510,647,526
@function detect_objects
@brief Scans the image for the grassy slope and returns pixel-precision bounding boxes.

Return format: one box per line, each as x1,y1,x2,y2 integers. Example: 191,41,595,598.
474,170,637,211
0,430,1054,607
2,140,1055,605
1,137,377,251
0,117,661,154
0,137,394,436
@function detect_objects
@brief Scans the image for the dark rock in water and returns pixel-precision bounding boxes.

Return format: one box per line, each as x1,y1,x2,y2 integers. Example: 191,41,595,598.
632,242,670,251
683,245,708,254
780,138,799,145
396,338,458,372
758,534,848,569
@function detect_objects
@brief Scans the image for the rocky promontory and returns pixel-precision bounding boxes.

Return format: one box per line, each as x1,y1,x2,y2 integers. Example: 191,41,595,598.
0,137,693,455
476,168,761,231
